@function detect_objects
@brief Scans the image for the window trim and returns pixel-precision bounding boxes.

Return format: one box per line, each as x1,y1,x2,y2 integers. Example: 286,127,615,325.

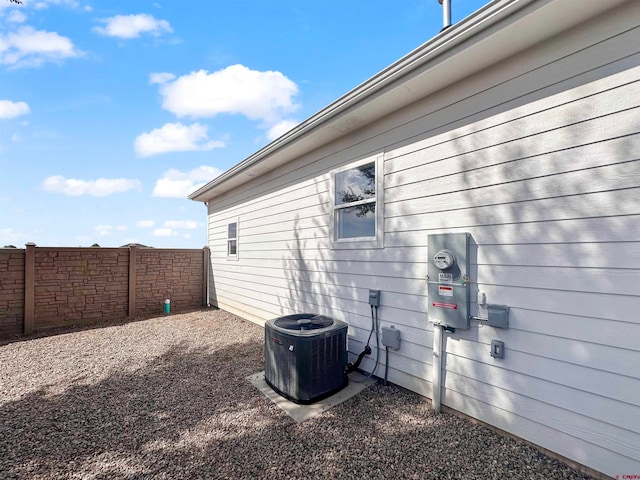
226,218,239,260
330,153,384,250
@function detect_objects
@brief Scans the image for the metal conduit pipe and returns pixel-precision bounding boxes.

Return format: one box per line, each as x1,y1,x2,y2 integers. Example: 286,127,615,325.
432,324,444,412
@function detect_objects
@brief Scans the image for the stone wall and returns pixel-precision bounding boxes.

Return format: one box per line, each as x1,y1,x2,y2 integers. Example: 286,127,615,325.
135,249,205,315
33,248,130,329
0,245,208,338
0,250,25,337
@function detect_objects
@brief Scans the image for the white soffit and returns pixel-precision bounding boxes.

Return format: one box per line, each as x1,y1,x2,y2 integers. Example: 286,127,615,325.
190,0,630,203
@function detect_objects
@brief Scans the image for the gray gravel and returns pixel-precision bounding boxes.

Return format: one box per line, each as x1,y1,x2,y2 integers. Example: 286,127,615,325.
0,309,594,480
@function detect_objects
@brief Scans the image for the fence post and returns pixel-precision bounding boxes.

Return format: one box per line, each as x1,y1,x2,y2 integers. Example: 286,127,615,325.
24,242,36,335
128,245,137,317
202,246,210,307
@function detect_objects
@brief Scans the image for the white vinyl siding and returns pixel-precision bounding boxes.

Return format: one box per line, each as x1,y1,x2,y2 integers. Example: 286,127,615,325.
205,4,640,477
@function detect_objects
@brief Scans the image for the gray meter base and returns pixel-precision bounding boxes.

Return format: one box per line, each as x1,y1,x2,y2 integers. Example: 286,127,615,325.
428,233,471,330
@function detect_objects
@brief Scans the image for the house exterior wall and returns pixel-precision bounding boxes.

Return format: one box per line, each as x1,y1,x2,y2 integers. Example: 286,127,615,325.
205,4,640,477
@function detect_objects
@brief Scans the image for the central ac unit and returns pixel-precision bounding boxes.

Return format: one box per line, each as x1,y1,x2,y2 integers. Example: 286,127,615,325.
264,313,348,404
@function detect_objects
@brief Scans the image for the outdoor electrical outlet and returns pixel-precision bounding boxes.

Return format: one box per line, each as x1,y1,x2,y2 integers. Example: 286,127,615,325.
368,289,381,307
381,326,401,350
490,340,505,359
487,304,509,328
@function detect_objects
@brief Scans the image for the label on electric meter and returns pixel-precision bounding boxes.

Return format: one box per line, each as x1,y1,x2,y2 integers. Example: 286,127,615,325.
432,302,458,309
438,273,453,283
438,285,454,297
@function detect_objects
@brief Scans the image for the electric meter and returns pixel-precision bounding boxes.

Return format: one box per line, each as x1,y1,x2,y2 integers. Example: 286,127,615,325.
433,250,455,270
428,233,471,329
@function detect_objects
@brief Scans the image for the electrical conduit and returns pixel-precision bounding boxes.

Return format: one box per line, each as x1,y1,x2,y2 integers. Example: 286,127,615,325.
432,324,443,412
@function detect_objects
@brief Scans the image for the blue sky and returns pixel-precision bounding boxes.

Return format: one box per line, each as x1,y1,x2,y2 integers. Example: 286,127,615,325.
0,0,487,248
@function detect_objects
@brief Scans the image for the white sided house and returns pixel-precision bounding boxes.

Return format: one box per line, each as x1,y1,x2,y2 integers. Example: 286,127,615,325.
190,0,640,477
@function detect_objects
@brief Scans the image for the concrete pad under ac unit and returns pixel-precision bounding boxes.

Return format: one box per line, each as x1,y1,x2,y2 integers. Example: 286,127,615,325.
248,371,376,423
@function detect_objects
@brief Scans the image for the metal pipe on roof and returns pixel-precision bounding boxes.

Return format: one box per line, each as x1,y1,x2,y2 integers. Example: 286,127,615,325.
438,0,452,30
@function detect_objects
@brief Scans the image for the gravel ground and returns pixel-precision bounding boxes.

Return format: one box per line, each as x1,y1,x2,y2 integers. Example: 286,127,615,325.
0,309,594,480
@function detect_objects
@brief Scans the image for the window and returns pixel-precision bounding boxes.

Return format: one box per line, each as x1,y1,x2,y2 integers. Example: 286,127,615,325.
227,221,238,258
331,154,383,249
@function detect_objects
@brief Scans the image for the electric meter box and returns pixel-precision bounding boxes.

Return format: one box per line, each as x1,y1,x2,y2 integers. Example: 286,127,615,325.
428,233,471,329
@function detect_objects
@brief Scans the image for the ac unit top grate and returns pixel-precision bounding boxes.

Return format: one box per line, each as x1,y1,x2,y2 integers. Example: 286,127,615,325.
273,313,334,331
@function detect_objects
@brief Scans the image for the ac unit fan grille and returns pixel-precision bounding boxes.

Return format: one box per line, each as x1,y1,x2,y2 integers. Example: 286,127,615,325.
273,313,334,330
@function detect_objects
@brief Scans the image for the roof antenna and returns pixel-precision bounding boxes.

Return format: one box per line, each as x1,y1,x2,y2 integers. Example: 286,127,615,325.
438,0,452,31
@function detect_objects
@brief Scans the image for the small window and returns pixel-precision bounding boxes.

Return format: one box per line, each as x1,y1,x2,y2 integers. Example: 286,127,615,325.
331,154,384,249
334,162,376,239
227,221,238,257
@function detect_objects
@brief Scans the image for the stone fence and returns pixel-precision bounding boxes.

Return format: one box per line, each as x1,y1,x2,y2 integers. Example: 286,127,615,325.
0,244,210,338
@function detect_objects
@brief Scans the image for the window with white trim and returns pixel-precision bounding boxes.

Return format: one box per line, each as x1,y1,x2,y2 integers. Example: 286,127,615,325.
227,221,238,258
331,154,384,249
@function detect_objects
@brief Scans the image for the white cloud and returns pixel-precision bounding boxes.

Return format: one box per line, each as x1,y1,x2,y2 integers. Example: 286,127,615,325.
93,225,113,236
152,228,176,237
32,0,81,9
152,165,223,198
0,227,29,245
136,220,155,228
267,119,299,141
157,64,299,124
93,14,172,39
41,175,142,196
6,10,27,23
163,220,198,229
149,72,175,84
151,220,198,237
93,224,127,237
0,26,81,68
134,122,224,157
0,100,29,119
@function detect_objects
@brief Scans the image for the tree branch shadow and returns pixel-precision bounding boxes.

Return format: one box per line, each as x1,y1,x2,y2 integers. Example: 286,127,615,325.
0,338,265,479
